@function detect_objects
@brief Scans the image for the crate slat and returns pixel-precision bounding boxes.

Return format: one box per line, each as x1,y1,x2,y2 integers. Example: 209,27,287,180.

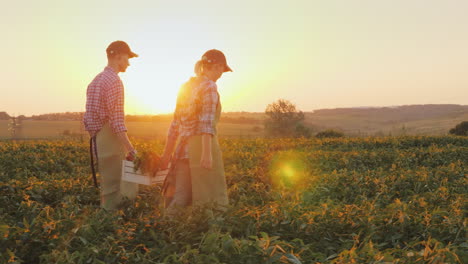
121,160,168,185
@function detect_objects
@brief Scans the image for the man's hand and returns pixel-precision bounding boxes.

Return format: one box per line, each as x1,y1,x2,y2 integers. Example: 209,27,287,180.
126,149,137,161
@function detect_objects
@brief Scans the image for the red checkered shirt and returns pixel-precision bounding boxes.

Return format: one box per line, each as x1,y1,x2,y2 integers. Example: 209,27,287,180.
167,76,220,160
83,66,127,134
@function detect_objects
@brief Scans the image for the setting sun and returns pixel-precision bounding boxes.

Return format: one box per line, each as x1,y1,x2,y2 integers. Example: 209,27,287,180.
117,30,239,114
1,1,467,262
1,0,467,117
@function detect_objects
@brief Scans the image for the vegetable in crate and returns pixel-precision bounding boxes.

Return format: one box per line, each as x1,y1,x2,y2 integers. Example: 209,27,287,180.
133,151,161,176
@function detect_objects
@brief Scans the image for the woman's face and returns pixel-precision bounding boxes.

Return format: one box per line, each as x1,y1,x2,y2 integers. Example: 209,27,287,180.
208,64,225,82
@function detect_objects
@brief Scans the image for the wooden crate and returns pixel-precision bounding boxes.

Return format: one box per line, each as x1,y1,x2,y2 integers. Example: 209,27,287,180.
121,160,168,185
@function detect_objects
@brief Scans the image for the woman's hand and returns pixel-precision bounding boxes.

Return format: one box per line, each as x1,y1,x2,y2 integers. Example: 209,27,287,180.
200,151,213,169
160,153,171,170
200,134,213,169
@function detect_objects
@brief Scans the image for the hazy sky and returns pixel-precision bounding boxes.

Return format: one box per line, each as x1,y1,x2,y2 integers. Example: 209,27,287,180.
1,0,467,115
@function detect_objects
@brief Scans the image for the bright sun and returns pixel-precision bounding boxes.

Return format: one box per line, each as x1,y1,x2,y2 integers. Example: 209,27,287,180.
122,57,193,115
116,24,239,115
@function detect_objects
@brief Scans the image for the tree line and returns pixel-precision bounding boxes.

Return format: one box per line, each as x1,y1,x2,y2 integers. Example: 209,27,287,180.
263,99,468,138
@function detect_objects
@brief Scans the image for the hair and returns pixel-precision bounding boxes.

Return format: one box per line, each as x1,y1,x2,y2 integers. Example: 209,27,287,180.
194,60,203,76
194,59,217,76
176,60,203,108
175,59,217,109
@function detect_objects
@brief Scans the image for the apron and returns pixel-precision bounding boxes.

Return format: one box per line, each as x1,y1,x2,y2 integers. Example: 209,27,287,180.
96,123,138,210
164,103,228,209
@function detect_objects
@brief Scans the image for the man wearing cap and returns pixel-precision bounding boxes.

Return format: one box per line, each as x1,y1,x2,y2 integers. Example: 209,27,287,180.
84,40,139,210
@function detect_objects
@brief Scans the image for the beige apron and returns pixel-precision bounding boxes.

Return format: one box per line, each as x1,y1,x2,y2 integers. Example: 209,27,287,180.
96,123,138,210
165,103,228,209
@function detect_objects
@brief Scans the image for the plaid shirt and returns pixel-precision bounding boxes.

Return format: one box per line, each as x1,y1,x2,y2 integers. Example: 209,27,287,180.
167,76,220,160
83,66,127,134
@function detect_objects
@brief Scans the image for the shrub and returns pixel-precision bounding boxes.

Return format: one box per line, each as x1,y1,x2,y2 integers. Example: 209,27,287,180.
316,129,345,138
449,121,468,136
294,123,312,138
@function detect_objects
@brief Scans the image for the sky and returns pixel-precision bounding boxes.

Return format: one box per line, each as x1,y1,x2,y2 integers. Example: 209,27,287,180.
1,0,467,116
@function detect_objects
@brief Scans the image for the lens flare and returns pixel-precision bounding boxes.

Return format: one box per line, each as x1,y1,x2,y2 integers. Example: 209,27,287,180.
268,150,311,190
281,164,295,179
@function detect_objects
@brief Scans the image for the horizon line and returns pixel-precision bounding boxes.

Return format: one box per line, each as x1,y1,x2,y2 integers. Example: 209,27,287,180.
2,103,468,117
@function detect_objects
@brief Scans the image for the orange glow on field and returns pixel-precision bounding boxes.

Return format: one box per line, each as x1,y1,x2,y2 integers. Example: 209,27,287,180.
269,151,311,190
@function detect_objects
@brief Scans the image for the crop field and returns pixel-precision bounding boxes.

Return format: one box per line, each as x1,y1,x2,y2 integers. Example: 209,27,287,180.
0,136,467,263
0,121,263,140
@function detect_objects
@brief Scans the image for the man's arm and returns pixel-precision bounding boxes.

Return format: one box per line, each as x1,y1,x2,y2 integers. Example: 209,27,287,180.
116,132,134,153
117,131,137,160
107,80,135,157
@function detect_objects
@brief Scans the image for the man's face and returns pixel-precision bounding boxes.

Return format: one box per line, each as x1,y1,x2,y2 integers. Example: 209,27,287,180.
116,54,130,72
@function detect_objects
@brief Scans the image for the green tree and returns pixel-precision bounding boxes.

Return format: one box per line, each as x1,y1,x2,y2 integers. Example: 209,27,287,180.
264,99,310,137
449,121,468,136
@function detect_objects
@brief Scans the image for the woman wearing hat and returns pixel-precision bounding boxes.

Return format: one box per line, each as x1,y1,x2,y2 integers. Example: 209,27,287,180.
160,49,232,212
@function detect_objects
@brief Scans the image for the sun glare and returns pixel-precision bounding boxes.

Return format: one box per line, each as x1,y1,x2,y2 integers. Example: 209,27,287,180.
269,151,311,189
281,164,296,179
119,26,235,114
122,57,190,115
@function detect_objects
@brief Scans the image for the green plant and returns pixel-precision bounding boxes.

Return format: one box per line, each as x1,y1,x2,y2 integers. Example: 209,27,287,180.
0,136,466,263
316,129,345,138
133,151,161,176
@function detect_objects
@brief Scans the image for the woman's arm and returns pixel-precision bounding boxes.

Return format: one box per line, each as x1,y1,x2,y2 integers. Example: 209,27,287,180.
160,118,179,169
199,82,219,169
200,133,212,169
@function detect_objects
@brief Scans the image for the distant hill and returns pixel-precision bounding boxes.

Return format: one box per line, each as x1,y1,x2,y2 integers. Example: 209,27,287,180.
305,104,468,136
2,104,467,136
311,104,468,120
